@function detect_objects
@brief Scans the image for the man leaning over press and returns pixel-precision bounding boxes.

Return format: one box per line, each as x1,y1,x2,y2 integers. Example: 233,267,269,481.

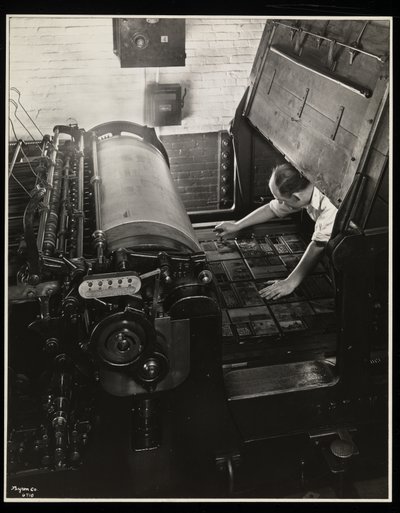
214,163,338,301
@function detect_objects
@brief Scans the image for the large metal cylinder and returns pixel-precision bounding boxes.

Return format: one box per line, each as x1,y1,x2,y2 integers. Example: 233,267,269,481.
95,134,201,253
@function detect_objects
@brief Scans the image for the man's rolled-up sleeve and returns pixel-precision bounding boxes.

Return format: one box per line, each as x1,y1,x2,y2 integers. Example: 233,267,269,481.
311,196,338,243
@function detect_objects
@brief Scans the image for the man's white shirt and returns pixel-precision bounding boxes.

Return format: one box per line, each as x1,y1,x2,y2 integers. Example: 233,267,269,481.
269,187,338,243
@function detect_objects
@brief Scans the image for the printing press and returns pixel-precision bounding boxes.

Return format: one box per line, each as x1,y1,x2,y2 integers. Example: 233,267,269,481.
7,19,389,499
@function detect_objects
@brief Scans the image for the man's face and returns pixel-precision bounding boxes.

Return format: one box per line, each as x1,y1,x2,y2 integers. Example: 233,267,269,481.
269,175,306,208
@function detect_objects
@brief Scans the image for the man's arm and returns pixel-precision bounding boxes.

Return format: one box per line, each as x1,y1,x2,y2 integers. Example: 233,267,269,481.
214,204,277,238
259,241,325,300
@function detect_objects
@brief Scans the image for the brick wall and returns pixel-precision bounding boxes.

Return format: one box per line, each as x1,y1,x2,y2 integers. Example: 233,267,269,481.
8,16,266,138
160,132,219,211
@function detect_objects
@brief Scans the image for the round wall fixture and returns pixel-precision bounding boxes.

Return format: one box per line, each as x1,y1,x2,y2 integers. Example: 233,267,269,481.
131,32,149,50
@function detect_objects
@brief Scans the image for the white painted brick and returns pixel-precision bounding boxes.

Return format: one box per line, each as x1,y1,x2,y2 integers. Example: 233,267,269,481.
237,22,266,31
201,41,233,49
185,40,211,49
213,32,239,40
211,23,249,33
191,18,247,25
230,55,255,64
237,31,263,39
233,39,251,47
9,16,261,135
10,17,109,28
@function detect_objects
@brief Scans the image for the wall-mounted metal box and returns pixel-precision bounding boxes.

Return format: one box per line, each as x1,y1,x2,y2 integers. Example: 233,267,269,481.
145,83,183,126
113,18,186,68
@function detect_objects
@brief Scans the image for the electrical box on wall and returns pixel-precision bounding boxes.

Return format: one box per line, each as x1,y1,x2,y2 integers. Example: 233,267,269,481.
113,18,186,68
145,84,183,127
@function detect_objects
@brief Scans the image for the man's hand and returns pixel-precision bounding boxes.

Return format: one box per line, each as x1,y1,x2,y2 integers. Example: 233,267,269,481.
213,221,239,239
260,241,325,300
259,277,297,301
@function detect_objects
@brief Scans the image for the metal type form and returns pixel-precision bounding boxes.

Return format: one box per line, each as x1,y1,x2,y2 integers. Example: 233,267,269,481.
233,282,265,307
278,234,307,253
268,301,315,332
223,259,253,282
268,235,290,254
222,323,235,339
280,254,302,272
234,323,253,339
246,256,286,279
220,283,241,309
209,262,229,283
237,239,265,258
200,240,241,261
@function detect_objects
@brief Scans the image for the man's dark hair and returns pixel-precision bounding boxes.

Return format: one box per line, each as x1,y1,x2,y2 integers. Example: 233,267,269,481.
270,163,310,198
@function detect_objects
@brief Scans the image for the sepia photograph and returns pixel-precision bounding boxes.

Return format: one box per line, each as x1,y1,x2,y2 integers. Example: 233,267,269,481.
5,14,391,502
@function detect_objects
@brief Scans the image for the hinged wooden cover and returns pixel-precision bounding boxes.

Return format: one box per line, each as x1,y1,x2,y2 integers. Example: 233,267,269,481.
244,19,389,208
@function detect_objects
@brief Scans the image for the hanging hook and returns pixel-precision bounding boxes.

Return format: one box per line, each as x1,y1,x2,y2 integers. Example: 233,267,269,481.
348,21,369,65
327,40,338,72
315,20,330,49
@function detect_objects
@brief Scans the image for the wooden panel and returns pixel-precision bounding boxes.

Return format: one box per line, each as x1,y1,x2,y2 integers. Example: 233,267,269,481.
259,48,371,137
246,19,390,207
266,77,357,147
249,90,351,205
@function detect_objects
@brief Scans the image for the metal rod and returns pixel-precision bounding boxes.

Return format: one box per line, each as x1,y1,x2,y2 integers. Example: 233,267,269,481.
272,21,387,63
91,133,102,232
91,133,106,265
42,157,63,256
8,140,23,178
37,128,60,251
269,46,372,98
57,156,71,255
23,186,46,283
77,131,85,257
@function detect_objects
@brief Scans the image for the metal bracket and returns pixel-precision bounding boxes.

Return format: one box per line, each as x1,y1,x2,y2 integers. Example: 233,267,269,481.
267,69,276,95
289,21,300,41
315,20,330,49
327,40,337,71
215,453,241,494
9,280,60,303
297,88,310,119
331,106,345,140
294,28,308,56
349,21,369,65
